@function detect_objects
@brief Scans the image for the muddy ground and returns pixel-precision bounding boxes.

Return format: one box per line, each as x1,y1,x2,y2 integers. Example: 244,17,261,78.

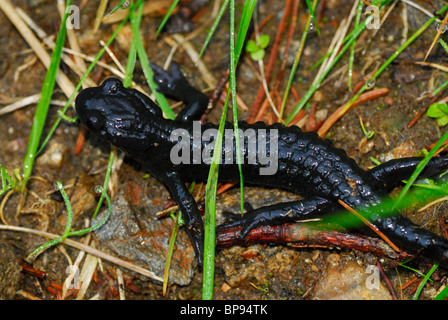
0,0,447,300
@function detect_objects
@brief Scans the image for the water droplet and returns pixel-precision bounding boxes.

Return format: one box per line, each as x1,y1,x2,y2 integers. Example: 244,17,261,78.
436,21,448,33
309,22,315,31
121,1,131,9
366,79,376,89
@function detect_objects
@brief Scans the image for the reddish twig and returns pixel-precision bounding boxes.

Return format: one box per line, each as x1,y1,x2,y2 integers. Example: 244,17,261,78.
401,276,419,290
216,223,413,262
75,126,86,155
408,90,444,128
257,12,276,33
317,0,327,23
317,88,389,137
21,261,47,279
247,0,293,122
273,0,300,93
304,101,318,131
376,261,398,300
287,108,307,127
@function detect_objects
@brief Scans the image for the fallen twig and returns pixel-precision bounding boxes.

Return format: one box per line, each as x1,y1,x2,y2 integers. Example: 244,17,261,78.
216,223,413,262
317,88,389,137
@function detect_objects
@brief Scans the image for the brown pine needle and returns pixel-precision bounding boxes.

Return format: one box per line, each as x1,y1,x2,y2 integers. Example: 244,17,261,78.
414,60,448,73
317,88,389,137
337,199,401,252
424,10,448,61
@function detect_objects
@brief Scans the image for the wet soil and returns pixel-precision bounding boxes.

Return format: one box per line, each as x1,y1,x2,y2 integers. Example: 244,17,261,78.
0,0,448,300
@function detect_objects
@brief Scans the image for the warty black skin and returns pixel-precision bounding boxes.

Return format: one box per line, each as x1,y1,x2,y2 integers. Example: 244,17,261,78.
75,62,448,268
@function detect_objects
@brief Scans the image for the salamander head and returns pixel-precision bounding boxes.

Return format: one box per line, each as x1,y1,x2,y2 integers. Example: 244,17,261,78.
75,78,162,153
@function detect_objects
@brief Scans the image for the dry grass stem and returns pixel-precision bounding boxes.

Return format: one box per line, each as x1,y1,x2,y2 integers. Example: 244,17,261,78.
0,224,163,282
0,0,75,97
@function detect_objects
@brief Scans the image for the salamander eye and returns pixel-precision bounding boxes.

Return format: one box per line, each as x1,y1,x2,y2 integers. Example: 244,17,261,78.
109,83,117,94
101,78,122,95
87,113,106,131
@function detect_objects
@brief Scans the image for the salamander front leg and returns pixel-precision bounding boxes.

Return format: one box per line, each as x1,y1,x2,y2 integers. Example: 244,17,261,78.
217,197,337,239
150,62,209,122
159,172,205,267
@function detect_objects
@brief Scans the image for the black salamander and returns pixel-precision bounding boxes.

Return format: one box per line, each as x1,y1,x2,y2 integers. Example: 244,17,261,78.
75,62,448,268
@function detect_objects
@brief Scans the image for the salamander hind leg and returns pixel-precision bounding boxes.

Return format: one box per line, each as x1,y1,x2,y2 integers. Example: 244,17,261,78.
369,157,448,192
217,197,337,239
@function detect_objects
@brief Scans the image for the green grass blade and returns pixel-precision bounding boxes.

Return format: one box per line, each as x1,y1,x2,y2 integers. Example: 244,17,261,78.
106,0,130,17
305,0,320,36
231,0,256,213
202,0,256,300
27,180,74,259
284,0,394,125
129,3,175,119
348,0,363,91
202,94,228,300
439,38,448,54
21,0,72,190
413,263,439,300
393,129,448,210
434,282,448,300
198,0,229,59
155,0,180,38
279,0,317,121
37,11,133,155
163,211,181,296
123,3,142,88
66,184,112,236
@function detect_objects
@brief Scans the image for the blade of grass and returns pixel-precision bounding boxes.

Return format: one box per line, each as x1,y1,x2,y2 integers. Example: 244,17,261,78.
21,0,72,191
284,0,393,125
304,0,320,36
434,282,448,300
287,3,448,127
163,211,181,296
202,0,257,300
155,0,179,38
0,165,16,197
106,0,131,17
279,0,318,121
202,95,227,300
123,0,143,88
27,181,73,259
129,2,175,119
393,129,448,211
162,181,194,296
347,0,363,91
232,0,257,213
432,77,448,97
413,263,439,300
27,181,113,260
198,0,229,60
38,0,147,155
28,143,116,261
349,4,448,120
